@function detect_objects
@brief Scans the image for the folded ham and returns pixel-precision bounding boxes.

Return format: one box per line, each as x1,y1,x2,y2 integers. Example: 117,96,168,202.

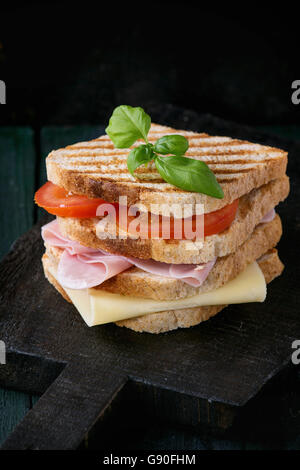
42,208,276,291
42,220,216,289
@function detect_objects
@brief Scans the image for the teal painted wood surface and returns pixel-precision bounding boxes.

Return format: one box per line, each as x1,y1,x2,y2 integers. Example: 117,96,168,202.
0,126,39,445
0,127,36,260
0,389,32,446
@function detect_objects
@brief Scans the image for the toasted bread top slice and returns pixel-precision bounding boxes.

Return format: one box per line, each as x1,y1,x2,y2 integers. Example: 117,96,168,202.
46,124,288,214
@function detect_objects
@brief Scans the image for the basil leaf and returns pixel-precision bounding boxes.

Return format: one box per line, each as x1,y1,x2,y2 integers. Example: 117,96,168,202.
153,134,189,156
155,155,224,198
127,145,154,177
106,105,151,148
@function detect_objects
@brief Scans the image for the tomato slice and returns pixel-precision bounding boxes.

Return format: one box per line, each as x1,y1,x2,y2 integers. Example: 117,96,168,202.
34,182,108,218
203,198,239,237
122,199,239,239
35,182,239,237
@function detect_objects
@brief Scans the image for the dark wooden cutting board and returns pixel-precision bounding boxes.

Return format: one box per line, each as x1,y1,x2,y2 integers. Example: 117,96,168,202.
0,106,299,450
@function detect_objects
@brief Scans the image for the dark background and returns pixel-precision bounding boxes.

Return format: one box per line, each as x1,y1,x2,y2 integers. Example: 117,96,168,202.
0,0,299,127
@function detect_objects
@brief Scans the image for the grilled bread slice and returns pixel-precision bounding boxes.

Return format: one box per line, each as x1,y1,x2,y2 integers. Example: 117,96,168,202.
57,176,289,264
46,124,288,216
44,214,282,301
42,247,284,333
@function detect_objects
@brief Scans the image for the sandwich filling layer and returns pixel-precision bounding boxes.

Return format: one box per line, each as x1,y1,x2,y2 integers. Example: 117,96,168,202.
43,209,276,291
42,219,217,289
116,249,284,333
42,214,282,301
45,260,266,326
56,175,289,264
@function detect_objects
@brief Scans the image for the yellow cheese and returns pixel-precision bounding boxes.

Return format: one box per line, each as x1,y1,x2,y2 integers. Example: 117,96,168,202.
48,261,266,326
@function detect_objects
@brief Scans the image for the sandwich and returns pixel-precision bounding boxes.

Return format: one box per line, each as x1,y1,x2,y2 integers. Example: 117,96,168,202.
35,106,289,333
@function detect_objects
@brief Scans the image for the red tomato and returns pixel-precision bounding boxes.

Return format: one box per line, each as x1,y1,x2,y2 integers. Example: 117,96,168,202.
34,182,108,218
203,199,239,237
123,199,239,239
35,182,238,238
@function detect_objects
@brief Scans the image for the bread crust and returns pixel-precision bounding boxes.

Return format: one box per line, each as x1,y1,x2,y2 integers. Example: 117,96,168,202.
42,248,284,334
57,176,289,264
256,248,284,284
45,215,282,300
42,254,72,303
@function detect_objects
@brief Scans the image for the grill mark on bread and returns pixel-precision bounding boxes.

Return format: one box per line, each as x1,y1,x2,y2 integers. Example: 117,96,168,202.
51,152,283,166
61,166,255,176
55,156,282,179
52,142,284,163
211,168,253,175
58,170,251,184
65,140,266,152
52,148,281,158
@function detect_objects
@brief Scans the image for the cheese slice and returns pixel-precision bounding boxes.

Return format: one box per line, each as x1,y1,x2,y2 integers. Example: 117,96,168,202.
48,261,266,326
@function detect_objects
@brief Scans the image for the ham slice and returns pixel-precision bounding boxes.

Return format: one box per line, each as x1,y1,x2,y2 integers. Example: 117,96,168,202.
42,220,216,289
260,208,276,224
42,221,132,289
57,250,132,289
126,256,216,288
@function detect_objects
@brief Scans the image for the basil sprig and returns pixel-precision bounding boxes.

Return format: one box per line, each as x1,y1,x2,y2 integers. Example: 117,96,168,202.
106,105,224,198
127,144,154,175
